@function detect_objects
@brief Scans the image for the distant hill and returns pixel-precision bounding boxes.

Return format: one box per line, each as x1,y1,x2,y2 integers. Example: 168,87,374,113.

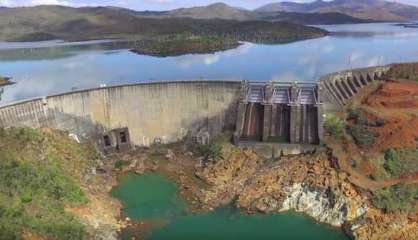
160,2,255,20
255,0,418,21
132,2,369,24
257,11,371,24
0,5,327,43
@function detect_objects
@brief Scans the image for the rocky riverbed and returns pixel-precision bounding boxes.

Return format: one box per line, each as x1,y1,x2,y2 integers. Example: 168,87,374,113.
109,140,417,240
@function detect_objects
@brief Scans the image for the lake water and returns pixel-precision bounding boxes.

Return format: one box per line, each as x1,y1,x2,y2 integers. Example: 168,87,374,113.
111,172,349,240
1,23,418,105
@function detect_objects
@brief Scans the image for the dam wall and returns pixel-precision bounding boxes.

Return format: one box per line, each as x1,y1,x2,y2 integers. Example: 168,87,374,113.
0,81,241,147
0,64,395,155
318,65,391,112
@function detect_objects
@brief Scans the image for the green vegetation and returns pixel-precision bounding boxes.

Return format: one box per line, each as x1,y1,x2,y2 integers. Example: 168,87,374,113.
383,148,418,177
13,32,57,42
372,184,418,212
198,143,223,162
347,108,379,146
324,114,345,140
386,63,418,82
131,35,240,57
0,128,99,239
197,132,232,162
349,125,376,146
114,160,128,169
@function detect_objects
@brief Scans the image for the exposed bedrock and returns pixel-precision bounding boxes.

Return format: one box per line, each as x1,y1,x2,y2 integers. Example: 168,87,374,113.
196,147,417,239
234,153,367,227
197,149,367,226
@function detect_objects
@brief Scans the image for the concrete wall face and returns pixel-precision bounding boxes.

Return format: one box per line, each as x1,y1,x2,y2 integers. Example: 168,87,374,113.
0,81,241,146
318,65,391,112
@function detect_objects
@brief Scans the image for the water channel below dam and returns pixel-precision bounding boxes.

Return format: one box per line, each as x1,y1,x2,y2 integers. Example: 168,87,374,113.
111,172,349,240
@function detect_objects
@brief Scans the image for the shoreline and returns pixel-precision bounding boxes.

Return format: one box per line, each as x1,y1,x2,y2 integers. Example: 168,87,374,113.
0,77,14,87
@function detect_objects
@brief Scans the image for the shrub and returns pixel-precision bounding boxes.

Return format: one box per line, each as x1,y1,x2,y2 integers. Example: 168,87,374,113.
348,108,371,125
324,114,344,139
372,184,418,212
347,107,378,146
383,149,401,177
114,160,127,169
383,148,418,177
198,142,223,162
348,107,386,127
349,124,377,146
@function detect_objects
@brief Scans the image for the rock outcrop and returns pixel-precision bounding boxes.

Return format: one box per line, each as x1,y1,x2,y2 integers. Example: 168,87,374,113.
347,208,418,240
279,183,367,226
235,153,366,227
196,146,418,239
196,145,263,208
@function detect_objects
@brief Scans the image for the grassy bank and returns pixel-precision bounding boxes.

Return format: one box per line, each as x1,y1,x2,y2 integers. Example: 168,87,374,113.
0,128,99,239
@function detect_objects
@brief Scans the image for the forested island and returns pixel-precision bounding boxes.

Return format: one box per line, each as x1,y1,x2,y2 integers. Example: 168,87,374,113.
128,21,326,56
130,36,240,57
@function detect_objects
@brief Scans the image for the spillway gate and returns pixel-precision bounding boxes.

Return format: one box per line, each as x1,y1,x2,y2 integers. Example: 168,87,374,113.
234,81,324,146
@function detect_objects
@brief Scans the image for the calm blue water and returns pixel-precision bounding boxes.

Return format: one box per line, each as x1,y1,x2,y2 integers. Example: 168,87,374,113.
112,172,349,240
1,23,418,104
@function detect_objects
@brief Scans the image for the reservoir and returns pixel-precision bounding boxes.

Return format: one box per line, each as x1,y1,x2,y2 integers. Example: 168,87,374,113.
0,23,418,104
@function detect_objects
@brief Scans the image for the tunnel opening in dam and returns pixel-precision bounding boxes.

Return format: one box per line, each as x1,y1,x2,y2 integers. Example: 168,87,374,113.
299,104,319,145
241,103,264,141
265,104,291,143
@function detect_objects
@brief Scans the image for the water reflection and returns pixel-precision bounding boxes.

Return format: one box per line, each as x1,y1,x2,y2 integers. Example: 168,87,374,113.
0,41,133,61
1,23,418,105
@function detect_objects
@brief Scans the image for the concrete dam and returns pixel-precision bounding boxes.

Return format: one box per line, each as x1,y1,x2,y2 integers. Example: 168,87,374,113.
0,65,391,156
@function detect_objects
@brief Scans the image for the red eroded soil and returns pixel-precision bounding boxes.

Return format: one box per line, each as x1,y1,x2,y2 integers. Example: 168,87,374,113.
363,80,418,151
372,117,418,151
364,80,418,108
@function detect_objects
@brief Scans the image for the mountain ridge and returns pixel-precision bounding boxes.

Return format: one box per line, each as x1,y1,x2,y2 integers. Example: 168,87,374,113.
255,0,418,21
131,2,370,24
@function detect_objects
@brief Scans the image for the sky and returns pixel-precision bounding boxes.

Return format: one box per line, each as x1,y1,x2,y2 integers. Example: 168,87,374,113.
0,0,418,11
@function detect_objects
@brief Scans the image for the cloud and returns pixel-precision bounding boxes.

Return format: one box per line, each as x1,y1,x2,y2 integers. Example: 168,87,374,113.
177,54,220,68
176,42,252,68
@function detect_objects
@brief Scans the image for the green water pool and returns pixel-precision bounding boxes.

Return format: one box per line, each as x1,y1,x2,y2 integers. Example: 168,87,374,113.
111,172,349,240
